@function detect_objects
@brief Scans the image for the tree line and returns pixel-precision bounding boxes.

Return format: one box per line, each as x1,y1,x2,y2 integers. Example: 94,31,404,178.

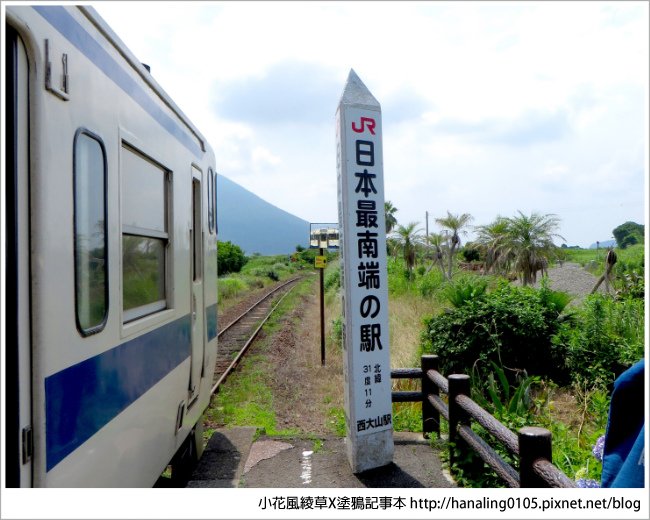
383,202,642,286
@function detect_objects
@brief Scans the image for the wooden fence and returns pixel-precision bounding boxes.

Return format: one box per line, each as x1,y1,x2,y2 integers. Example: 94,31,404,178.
391,354,576,488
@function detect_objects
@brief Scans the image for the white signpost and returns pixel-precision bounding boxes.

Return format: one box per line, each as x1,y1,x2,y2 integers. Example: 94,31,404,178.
336,69,394,473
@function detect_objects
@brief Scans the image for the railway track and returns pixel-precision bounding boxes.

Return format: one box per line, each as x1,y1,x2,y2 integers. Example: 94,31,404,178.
211,276,303,394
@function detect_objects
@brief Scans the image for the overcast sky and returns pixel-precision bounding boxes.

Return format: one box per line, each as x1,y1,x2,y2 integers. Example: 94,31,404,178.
96,1,648,248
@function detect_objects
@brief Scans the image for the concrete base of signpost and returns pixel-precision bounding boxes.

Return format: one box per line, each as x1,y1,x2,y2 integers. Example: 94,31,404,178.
346,429,394,474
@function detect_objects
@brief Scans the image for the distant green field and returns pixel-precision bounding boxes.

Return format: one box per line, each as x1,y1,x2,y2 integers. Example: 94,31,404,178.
217,250,339,308
562,247,607,267
561,244,644,276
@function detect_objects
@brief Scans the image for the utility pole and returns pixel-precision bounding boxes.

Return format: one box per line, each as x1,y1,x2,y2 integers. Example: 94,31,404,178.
425,211,429,239
319,246,325,365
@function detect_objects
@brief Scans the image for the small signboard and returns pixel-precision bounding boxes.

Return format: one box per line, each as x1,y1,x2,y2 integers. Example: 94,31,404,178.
314,256,327,269
309,223,340,250
336,69,393,473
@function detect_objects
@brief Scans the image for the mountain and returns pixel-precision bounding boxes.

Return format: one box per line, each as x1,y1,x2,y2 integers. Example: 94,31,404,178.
589,239,616,249
216,174,309,255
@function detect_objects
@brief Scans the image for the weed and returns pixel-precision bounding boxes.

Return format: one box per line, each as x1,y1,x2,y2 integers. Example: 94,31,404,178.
553,294,645,387
330,316,343,347
218,276,248,301
324,268,341,291
392,402,423,432
327,407,346,437
416,269,446,298
442,275,488,308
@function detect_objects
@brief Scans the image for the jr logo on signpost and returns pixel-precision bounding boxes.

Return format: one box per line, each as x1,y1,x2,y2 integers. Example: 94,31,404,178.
352,116,376,135
336,69,394,473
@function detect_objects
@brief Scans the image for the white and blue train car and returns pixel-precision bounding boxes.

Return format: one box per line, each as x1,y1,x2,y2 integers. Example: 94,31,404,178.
5,5,218,487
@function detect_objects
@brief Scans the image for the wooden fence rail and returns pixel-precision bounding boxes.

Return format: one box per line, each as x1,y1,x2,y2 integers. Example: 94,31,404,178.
391,354,576,488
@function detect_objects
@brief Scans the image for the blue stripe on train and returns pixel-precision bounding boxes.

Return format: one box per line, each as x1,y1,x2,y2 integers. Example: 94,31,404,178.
44,315,191,471
33,6,203,158
206,303,218,342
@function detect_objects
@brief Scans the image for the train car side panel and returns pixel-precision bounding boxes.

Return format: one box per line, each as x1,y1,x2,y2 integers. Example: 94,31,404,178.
6,5,218,487
5,21,34,488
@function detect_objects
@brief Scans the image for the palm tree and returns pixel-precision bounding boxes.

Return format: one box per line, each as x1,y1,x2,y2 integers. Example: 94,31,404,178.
424,232,446,274
384,201,398,235
503,211,564,286
473,216,511,275
435,211,473,279
393,222,423,273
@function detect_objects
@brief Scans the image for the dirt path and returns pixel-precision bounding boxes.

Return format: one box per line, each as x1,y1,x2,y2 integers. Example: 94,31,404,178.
517,262,605,305
257,277,344,436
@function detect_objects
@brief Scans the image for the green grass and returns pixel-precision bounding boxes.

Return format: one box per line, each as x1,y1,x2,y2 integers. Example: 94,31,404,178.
206,275,314,438
562,244,644,276
217,276,249,301
208,250,642,487
562,247,606,266
382,253,642,487
205,353,289,434
217,252,312,311
326,407,346,437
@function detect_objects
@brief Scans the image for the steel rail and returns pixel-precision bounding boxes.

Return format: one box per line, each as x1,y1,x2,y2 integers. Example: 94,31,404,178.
210,277,302,395
217,276,301,338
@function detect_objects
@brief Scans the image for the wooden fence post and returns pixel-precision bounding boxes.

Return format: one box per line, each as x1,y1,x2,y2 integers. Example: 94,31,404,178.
421,355,439,438
448,374,471,470
519,426,552,487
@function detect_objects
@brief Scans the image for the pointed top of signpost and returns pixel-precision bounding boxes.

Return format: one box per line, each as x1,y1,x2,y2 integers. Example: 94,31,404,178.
339,69,380,110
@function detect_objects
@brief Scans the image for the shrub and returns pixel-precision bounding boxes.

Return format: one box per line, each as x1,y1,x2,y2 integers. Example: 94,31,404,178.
330,315,343,347
417,269,445,297
272,262,288,272
246,267,269,278
324,268,341,292
461,246,481,262
296,248,318,265
218,276,248,300
218,241,248,276
442,276,488,308
552,294,645,387
613,221,644,249
614,244,644,299
420,283,571,385
387,257,411,295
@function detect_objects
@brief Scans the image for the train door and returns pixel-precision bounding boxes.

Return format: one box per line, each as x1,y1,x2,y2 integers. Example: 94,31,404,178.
189,166,205,404
6,25,33,487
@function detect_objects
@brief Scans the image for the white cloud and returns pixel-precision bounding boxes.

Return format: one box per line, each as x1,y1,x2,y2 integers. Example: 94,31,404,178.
95,0,648,248
251,146,282,171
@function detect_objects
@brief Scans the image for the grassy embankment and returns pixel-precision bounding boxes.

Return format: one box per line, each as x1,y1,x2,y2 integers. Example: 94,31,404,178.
205,274,316,440
205,251,338,446
324,245,643,486
562,243,644,274
204,246,644,486
217,253,303,313
386,246,644,487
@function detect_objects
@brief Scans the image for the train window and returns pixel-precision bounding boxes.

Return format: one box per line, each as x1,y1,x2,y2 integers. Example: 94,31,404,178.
73,130,108,335
122,147,166,233
213,169,218,235
192,177,202,281
207,168,214,234
121,145,170,322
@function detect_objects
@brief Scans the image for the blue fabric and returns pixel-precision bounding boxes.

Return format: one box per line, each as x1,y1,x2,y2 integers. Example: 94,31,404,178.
601,359,646,488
